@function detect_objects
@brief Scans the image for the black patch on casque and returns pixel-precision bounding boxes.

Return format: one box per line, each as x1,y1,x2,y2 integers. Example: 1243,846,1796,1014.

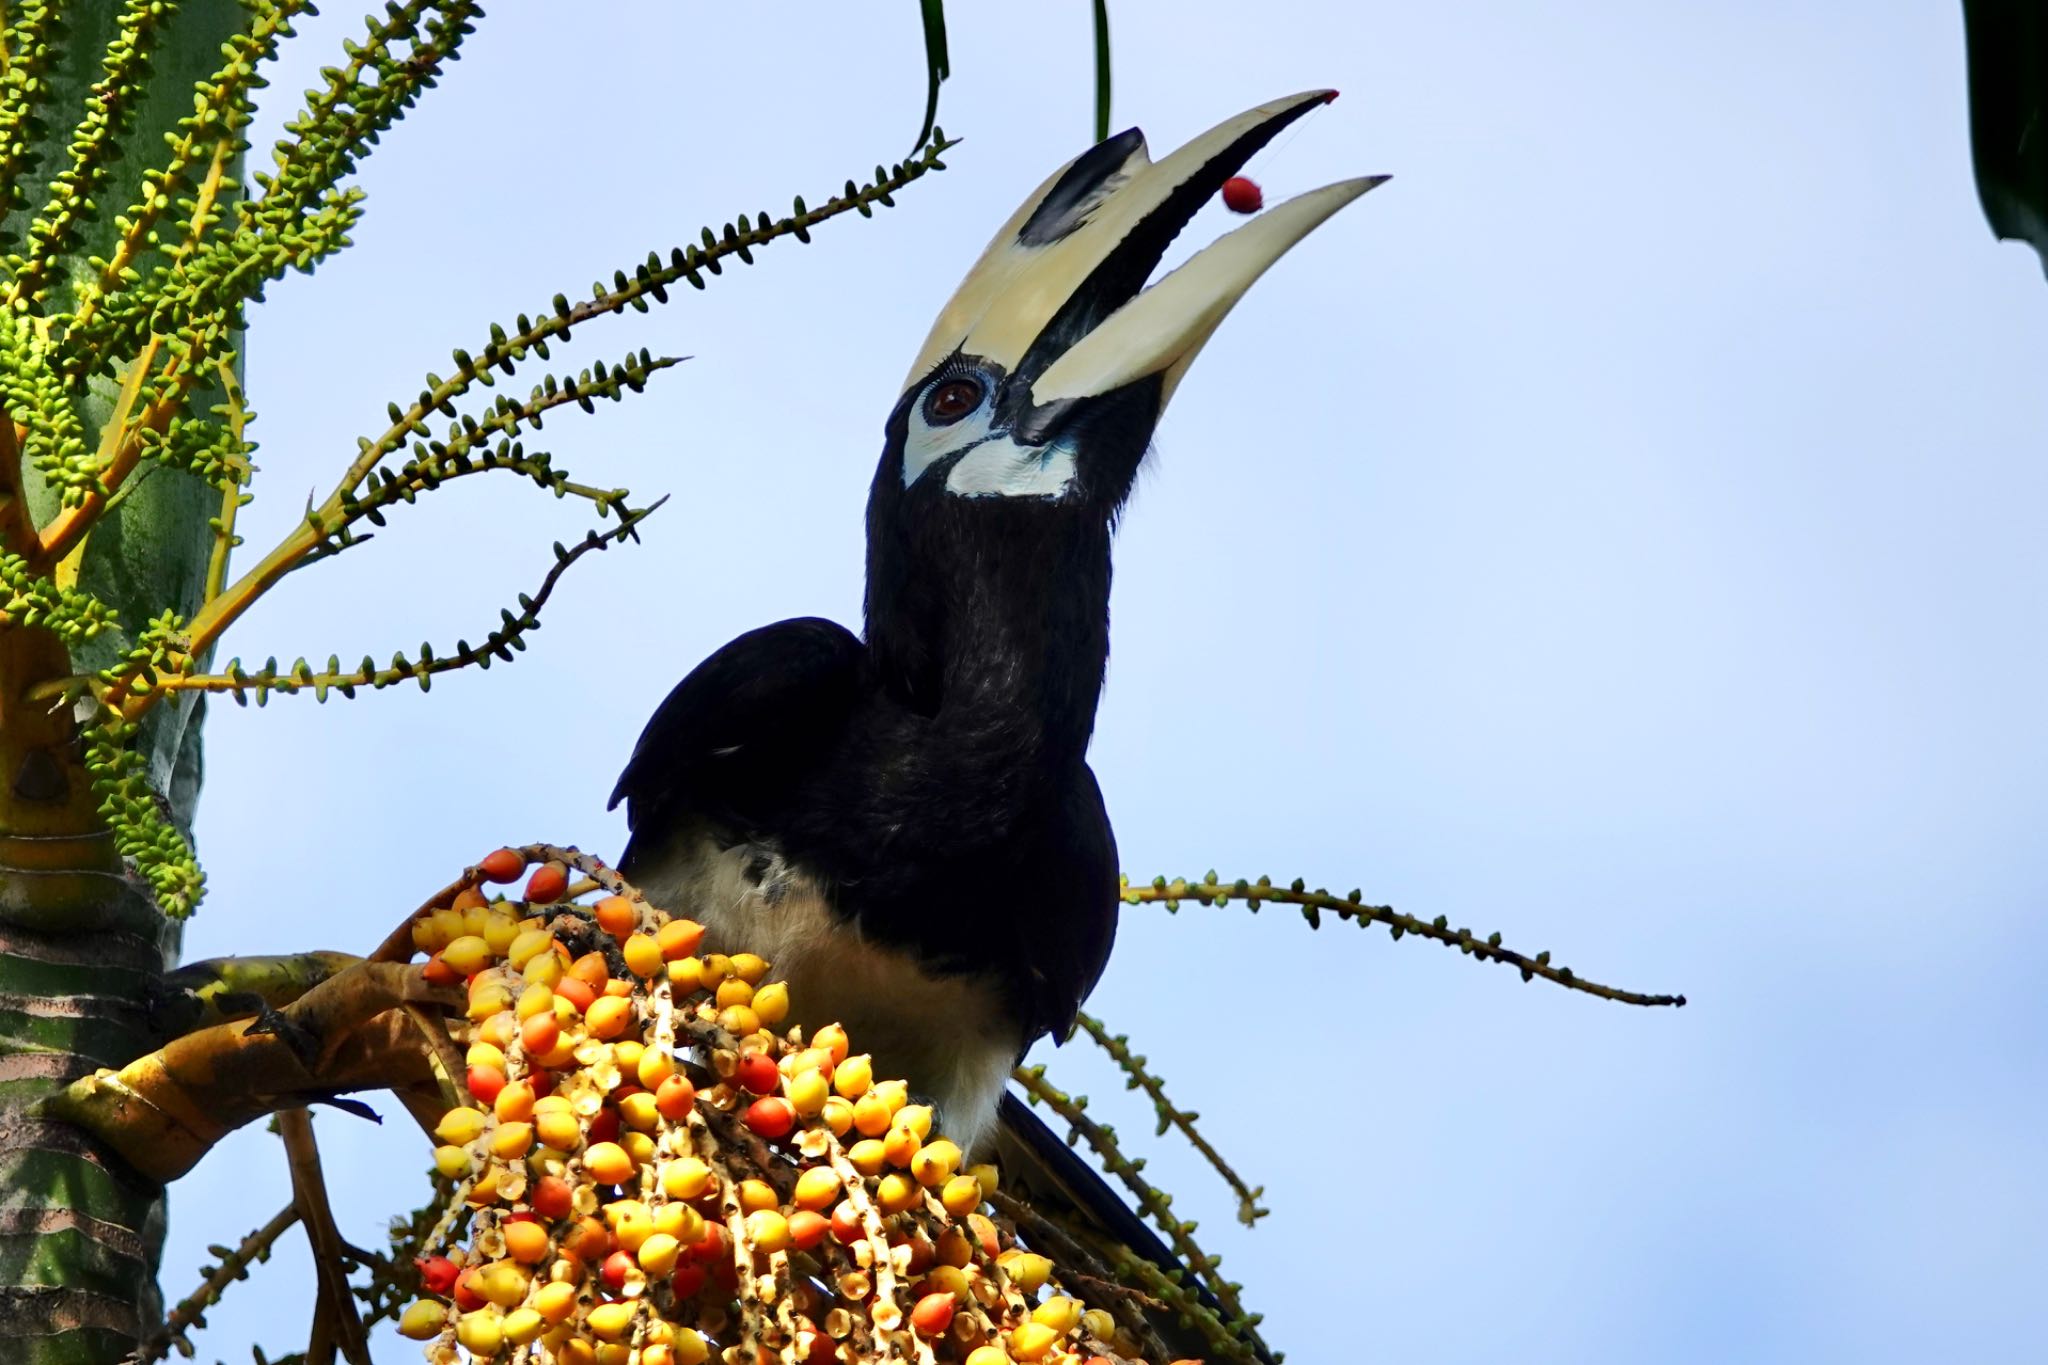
1016,127,1146,246
1015,95,1327,387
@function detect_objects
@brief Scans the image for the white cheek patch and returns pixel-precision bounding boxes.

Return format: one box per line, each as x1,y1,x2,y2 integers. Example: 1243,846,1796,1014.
901,397,996,487
944,434,1077,499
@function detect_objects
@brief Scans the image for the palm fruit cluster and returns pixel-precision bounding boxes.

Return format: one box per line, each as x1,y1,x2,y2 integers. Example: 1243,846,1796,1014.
396,847,1153,1365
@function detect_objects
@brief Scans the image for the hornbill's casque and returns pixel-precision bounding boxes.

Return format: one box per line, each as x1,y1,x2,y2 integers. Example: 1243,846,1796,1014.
613,90,1378,1352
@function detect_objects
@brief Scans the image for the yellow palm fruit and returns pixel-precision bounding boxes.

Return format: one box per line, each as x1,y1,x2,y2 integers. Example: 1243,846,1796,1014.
1031,1297,1082,1332
666,956,703,991
745,1209,791,1253
877,1172,920,1214
997,1250,1053,1292
523,948,564,987
653,1201,703,1243
871,1079,909,1114
427,906,467,949
1081,1308,1117,1340
531,1280,577,1323
398,1300,447,1339
585,995,633,1040
1008,1322,1060,1362
488,1122,534,1161
660,1156,713,1200
936,1227,974,1268
698,954,731,989
621,1131,656,1166
618,1092,659,1132
787,1068,829,1117
911,1138,962,1188
506,927,554,969
515,983,555,1020
442,934,492,976
433,1145,471,1179
460,901,490,937
968,1163,1000,1198
476,1260,530,1308
466,1040,507,1070
670,1329,711,1365
821,1095,855,1136
751,981,790,1025
622,932,664,979
493,1080,535,1124
582,1141,634,1185
435,1106,487,1145
847,1139,888,1177
737,1178,779,1214
729,951,770,984
467,979,512,1023
715,977,754,1009
534,1108,579,1153
612,1039,644,1073
813,1021,851,1062
882,1124,920,1168
613,1208,654,1253
636,1046,673,1090
502,1306,546,1346
793,1165,842,1211
585,1300,636,1342
832,1054,873,1098
718,1003,760,1036
852,1093,893,1138
558,1336,597,1365
964,1347,1011,1365
455,1307,504,1355
893,1104,933,1141
940,1174,983,1217
922,1264,971,1300
482,911,522,955
411,915,451,955
636,1232,681,1276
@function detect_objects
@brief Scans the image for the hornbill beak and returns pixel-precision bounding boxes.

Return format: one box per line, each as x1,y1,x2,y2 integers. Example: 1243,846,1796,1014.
902,89,1385,422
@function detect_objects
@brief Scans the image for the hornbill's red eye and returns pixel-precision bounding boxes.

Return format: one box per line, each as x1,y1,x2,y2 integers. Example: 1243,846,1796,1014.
924,377,983,424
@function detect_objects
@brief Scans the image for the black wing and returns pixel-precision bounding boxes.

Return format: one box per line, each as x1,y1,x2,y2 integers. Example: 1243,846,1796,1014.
610,616,866,840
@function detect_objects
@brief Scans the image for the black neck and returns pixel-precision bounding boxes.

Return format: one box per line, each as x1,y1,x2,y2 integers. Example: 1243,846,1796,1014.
865,494,1111,776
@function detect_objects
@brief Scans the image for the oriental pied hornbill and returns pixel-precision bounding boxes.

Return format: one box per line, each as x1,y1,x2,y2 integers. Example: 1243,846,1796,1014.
613,89,1378,1346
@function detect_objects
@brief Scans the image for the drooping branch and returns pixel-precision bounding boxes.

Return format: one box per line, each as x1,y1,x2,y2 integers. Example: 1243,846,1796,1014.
47,960,455,1182
1125,873,1688,1008
1073,1011,1267,1228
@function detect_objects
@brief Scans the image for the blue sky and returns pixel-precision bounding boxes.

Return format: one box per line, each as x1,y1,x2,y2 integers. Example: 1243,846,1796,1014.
161,4,2047,1362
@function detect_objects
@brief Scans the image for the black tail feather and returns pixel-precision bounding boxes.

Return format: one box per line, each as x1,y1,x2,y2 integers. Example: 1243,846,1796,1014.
993,1090,1275,1364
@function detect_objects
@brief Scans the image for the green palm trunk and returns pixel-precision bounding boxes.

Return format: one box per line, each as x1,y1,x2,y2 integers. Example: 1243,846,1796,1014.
0,5,241,1360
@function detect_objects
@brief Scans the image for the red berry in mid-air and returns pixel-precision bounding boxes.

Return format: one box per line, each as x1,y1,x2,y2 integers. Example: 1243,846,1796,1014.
1221,176,1263,214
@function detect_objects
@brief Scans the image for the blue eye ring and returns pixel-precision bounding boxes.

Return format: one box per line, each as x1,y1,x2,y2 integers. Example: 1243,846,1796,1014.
923,376,984,425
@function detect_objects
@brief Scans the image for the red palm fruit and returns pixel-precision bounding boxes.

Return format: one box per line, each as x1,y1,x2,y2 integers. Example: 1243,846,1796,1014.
744,1097,795,1140
601,1250,635,1291
526,862,568,903
466,1063,506,1107
416,1254,459,1296
585,1105,620,1146
686,1223,728,1264
479,848,526,883
909,1292,956,1337
421,955,461,987
655,1074,696,1120
829,1202,862,1245
1221,176,1263,213
530,1174,573,1220
735,1052,780,1095
594,895,636,937
787,1210,829,1251
451,1269,485,1312
553,975,596,1012
670,1262,707,1299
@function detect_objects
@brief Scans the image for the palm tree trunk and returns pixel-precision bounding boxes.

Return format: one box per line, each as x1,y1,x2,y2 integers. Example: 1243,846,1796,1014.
0,5,244,1359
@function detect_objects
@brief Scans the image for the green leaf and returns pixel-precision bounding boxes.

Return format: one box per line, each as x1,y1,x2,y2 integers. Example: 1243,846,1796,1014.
912,0,951,155
1092,0,1113,143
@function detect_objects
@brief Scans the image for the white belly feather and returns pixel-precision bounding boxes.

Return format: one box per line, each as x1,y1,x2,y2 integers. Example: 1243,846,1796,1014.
629,830,1021,1155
